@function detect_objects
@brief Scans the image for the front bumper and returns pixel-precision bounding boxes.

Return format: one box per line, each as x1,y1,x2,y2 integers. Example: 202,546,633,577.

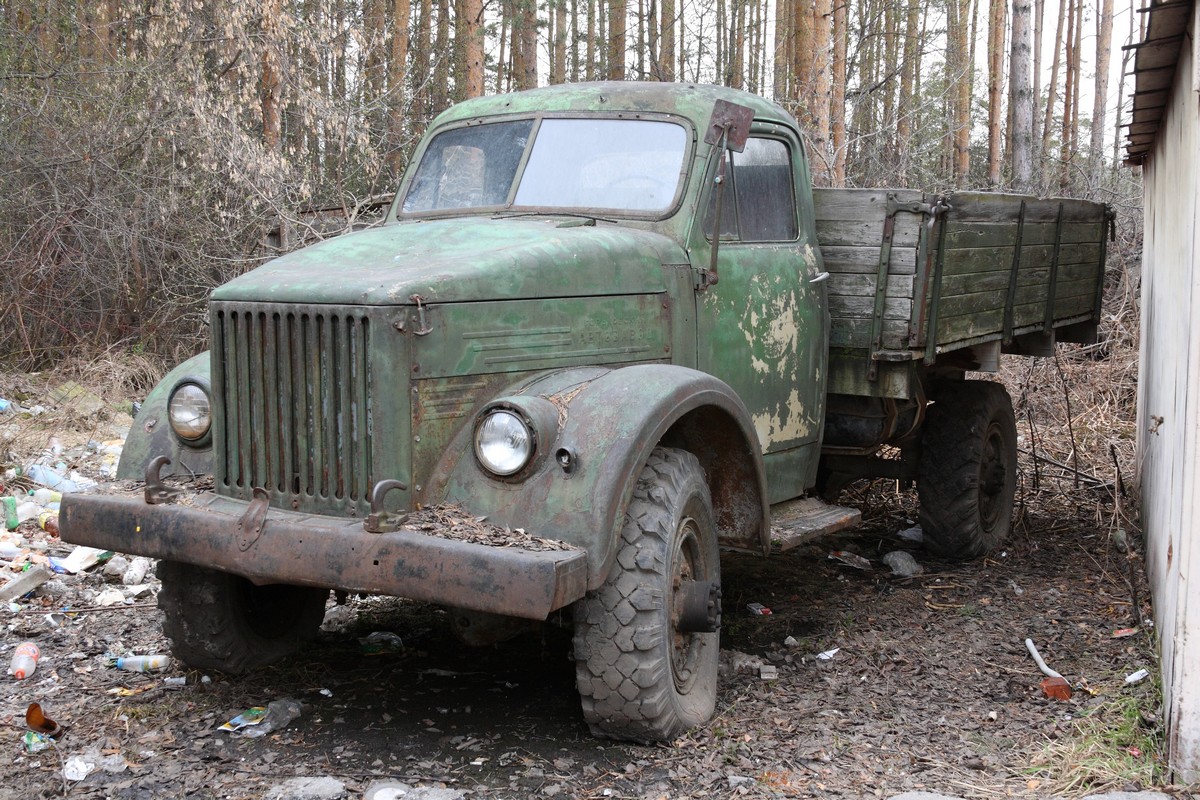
60,492,589,620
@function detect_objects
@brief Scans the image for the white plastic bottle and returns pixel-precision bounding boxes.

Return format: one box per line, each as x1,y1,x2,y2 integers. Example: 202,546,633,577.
9,642,40,680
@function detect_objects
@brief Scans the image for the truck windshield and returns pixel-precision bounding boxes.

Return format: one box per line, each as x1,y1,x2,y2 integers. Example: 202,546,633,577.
402,118,688,215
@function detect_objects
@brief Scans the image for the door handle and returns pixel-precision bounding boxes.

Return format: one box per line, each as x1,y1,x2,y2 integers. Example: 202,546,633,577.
809,271,829,284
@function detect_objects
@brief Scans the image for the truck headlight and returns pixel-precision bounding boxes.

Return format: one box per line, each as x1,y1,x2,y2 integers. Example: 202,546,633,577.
168,382,212,444
475,409,534,477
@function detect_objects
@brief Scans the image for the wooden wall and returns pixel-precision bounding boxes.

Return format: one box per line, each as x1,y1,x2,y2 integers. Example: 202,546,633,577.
1137,6,1200,781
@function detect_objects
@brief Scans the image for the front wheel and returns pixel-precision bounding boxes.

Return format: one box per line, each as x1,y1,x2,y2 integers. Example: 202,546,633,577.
158,561,328,674
572,447,720,742
918,380,1018,559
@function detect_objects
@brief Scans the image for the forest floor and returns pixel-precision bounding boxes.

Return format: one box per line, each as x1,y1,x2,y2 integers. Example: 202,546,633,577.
0,367,1178,800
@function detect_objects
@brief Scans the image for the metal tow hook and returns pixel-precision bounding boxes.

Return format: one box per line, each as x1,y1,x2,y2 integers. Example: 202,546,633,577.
676,580,722,634
364,479,410,534
237,488,270,552
143,456,180,505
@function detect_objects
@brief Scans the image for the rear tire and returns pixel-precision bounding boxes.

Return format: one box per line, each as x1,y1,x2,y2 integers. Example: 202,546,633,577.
158,561,327,674
918,381,1017,560
573,447,720,742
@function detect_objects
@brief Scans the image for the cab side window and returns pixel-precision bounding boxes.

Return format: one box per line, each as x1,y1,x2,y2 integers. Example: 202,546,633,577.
704,137,798,242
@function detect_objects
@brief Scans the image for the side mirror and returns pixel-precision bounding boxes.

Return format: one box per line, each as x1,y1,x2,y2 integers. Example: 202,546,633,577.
703,100,753,153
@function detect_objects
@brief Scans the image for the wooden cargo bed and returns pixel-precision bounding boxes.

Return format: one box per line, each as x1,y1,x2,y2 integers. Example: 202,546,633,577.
814,189,1111,399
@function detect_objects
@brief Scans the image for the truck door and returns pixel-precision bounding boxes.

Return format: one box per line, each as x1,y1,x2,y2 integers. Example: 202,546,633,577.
694,130,828,503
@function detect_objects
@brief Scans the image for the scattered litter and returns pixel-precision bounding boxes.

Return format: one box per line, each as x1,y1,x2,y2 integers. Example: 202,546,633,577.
1125,668,1150,685
881,550,923,577
54,546,112,574
0,566,52,603
94,588,126,607
320,604,355,633
103,555,130,581
263,776,347,800
319,688,333,697
746,602,772,616
1009,580,1025,596
1025,638,1072,700
63,756,96,782
759,664,778,680
360,631,405,655
109,654,170,672
722,650,765,675
163,676,187,687
26,702,63,738
122,557,151,586
828,550,871,570
897,524,924,543
219,706,268,732
817,647,840,661
44,612,68,628
22,731,53,752
9,641,40,679
783,635,800,648
1112,627,1139,638
241,698,303,738
363,782,465,800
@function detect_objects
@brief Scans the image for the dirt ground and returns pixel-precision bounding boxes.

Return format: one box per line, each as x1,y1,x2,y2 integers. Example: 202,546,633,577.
0,376,1174,800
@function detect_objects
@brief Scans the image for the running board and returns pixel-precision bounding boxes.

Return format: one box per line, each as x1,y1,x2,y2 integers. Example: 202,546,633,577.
769,498,861,552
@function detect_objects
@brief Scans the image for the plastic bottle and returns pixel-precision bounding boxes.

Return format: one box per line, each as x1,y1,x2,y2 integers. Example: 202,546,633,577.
38,512,59,537
2,497,17,531
30,488,62,505
9,642,40,680
14,501,39,525
113,655,171,672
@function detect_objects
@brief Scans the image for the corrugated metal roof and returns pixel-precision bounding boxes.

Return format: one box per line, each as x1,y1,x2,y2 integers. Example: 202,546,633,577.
1124,0,1195,164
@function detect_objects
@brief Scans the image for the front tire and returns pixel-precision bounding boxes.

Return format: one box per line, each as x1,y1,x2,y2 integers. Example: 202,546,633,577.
573,447,720,742
158,561,328,674
918,381,1018,559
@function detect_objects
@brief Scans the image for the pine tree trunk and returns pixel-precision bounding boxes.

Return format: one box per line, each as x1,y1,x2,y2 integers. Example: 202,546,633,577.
831,0,848,186
1059,0,1076,188
387,0,412,175
608,0,626,79
261,0,283,153
985,0,1005,186
1009,0,1034,191
464,0,485,95
554,0,568,83
1040,0,1065,187
658,0,675,79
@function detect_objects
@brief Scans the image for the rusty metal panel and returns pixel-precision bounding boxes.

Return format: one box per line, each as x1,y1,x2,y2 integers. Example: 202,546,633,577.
60,493,588,620
413,295,671,379
211,302,408,517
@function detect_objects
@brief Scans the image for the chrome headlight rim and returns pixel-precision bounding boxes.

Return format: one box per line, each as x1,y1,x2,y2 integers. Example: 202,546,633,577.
473,406,536,478
167,379,213,447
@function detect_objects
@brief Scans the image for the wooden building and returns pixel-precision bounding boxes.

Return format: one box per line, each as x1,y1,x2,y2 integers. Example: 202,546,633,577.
1126,0,1200,780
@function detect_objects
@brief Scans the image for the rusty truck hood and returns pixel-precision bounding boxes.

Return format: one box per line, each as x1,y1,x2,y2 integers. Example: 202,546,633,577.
213,217,685,305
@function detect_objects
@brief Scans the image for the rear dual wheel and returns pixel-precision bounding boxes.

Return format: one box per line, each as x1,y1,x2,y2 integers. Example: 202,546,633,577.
918,380,1018,560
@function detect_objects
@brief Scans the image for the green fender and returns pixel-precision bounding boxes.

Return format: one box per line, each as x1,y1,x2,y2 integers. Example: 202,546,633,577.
116,353,214,480
431,363,770,590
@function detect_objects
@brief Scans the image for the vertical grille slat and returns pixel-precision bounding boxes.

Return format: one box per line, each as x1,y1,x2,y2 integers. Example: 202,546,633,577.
212,303,377,514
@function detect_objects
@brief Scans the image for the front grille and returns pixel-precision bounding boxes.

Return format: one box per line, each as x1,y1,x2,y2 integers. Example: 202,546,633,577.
212,303,374,512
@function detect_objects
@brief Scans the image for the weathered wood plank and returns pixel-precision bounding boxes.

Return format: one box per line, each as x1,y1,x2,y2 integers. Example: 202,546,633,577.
827,273,915,297
939,242,1103,278
820,245,918,275
945,193,1107,224
942,220,1103,249
828,317,911,350
815,218,921,248
938,278,1099,320
829,294,912,320
813,188,927,219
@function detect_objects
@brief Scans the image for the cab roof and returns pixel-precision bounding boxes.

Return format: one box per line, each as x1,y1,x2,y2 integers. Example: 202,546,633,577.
431,82,799,134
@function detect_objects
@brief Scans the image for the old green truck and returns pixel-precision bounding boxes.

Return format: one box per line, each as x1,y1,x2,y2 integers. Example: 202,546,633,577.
61,82,1110,743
